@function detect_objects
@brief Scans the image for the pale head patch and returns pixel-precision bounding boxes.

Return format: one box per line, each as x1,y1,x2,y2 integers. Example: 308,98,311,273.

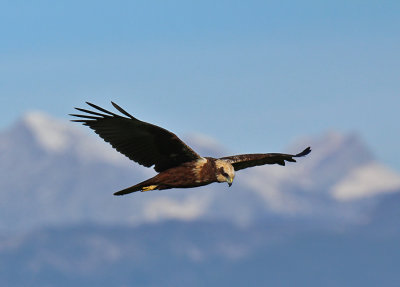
215,160,235,183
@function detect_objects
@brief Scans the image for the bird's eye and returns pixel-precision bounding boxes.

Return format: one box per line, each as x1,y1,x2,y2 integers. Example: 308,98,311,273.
219,167,229,178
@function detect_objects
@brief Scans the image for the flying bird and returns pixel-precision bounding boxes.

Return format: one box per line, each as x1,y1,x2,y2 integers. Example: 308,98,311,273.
71,102,311,196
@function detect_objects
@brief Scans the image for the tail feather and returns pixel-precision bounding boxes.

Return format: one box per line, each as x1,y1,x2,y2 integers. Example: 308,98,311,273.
113,177,157,196
113,184,143,196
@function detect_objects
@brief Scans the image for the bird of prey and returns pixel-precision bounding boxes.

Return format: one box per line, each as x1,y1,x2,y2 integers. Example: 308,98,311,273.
71,102,311,196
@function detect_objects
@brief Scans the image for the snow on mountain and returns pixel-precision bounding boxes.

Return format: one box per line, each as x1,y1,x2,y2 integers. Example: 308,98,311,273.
24,112,71,152
1,112,400,234
21,111,132,166
292,132,400,201
234,131,392,220
332,163,400,201
288,131,374,189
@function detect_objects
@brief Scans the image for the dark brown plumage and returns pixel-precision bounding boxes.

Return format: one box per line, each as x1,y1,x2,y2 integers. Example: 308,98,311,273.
220,147,312,171
70,102,311,196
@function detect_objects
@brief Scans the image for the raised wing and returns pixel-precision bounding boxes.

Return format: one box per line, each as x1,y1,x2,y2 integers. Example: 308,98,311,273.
70,102,201,172
220,147,311,171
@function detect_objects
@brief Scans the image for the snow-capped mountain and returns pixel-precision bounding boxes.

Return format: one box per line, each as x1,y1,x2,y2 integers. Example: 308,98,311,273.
1,112,400,234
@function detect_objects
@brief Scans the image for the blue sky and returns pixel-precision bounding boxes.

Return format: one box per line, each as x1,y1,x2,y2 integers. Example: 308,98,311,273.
1,0,399,170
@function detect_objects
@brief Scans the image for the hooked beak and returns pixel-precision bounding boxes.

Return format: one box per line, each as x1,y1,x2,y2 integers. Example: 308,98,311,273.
227,177,233,187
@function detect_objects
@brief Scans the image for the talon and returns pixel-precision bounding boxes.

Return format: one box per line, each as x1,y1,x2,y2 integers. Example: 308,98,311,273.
141,185,158,191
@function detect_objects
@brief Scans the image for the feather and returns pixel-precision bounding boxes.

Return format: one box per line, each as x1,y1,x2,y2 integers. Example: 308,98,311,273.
111,102,135,119
220,147,311,171
70,102,201,172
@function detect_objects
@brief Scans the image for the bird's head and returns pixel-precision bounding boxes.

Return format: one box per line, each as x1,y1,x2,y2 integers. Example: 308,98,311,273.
215,160,235,187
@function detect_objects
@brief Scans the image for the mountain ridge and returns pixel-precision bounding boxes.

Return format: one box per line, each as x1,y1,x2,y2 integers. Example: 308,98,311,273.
1,112,399,234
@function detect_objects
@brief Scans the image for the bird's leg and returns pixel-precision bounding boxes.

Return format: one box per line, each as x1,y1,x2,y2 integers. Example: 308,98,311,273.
141,185,158,192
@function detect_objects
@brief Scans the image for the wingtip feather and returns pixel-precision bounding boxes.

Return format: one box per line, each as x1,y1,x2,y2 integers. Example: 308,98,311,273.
74,107,107,117
69,114,100,120
295,147,311,157
111,101,135,119
85,102,118,116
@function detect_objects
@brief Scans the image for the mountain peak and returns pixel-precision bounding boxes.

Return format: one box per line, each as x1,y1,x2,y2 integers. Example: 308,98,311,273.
14,112,132,166
22,111,73,152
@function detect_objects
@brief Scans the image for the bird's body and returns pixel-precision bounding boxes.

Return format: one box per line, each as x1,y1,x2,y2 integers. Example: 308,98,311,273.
118,157,231,194
71,102,311,196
